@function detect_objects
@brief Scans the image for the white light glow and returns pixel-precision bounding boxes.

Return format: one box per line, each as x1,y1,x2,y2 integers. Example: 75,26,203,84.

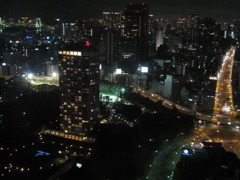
28,74,33,79
222,104,231,112
76,163,82,168
52,72,57,77
141,66,148,73
115,69,122,74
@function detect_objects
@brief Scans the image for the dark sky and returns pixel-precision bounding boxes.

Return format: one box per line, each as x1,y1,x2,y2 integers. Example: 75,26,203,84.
1,0,240,22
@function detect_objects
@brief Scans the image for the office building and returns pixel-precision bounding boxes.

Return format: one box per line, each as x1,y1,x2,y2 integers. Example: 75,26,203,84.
103,12,121,30
119,3,149,73
100,29,119,65
185,14,200,44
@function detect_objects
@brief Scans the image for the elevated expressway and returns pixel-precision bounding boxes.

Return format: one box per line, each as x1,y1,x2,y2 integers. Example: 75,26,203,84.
133,87,240,126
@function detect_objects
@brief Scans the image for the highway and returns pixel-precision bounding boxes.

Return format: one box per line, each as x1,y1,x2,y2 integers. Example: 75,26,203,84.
133,87,240,158
143,136,194,180
133,88,212,120
214,46,236,118
142,131,210,180
133,88,240,125
142,124,240,180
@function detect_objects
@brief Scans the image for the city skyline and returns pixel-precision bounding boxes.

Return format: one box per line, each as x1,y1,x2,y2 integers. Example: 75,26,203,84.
1,1,240,179
1,0,240,22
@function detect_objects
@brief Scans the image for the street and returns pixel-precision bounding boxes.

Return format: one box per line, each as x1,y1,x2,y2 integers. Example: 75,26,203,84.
143,136,194,180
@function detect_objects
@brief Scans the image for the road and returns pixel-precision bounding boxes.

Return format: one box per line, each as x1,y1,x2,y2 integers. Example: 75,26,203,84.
136,87,240,179
214,47,236,117
200,124,240,158
142,124,240,180
142,136,194,180
133,88,212,120
133,88,240,125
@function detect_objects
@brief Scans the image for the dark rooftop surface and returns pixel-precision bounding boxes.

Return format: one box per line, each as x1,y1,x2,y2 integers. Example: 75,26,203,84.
60,41,98,52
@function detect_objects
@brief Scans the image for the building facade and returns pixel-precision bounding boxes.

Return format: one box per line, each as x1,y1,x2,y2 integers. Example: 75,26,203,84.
58,41,99,142
103,12,121,30
119,3,149,73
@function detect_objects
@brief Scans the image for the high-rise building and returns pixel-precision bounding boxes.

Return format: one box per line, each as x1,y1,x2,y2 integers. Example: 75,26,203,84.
103,12,121,30
176,18,187,34
58,41,99,142
75,19,93,40
185,14,200,44
100,29,119,65
233,19,240,40
156,30,164,49
186,14,199,29
197,17,216,46
119,3,149,73
148,14,156,33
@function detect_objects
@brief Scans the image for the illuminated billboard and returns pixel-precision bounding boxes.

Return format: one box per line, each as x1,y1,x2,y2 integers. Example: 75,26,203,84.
141,67,148,73
115,69,122,74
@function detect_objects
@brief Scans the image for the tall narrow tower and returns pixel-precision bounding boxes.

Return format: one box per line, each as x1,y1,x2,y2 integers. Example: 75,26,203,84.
35,18,42,33
0,17,3,33
119,3,149,73
58,41,99,142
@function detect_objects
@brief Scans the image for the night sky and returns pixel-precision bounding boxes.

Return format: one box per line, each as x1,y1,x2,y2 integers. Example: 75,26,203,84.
1,0,240,22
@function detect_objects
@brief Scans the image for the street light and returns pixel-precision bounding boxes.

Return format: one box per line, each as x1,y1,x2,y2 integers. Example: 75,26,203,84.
28,73,33,79
52,72,57,77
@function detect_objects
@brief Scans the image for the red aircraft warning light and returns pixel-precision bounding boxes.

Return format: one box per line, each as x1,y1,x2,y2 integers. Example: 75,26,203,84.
85,41,91,46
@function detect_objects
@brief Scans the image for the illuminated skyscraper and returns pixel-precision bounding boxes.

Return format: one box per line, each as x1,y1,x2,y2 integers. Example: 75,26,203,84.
186,14,200,44
58,41,99,142
233,19,240,40
103,12,121,30
120,3,149,73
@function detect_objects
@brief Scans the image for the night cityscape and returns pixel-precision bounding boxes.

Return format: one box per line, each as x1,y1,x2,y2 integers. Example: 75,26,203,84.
1,1,240,180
